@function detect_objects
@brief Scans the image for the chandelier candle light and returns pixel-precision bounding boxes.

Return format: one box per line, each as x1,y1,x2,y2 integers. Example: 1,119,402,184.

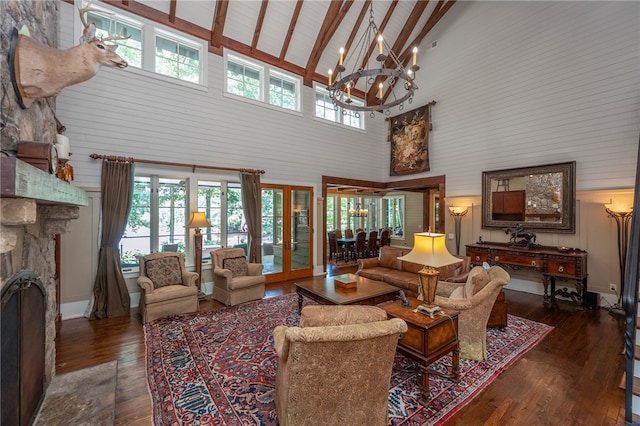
186,211,212,299
348,202,368,217
326,4,419,117
398,233,461,313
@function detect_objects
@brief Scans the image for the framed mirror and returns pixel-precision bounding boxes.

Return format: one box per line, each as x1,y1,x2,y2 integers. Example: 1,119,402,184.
482,161,576,233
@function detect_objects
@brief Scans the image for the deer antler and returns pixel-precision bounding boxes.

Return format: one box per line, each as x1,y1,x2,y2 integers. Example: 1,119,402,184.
78,0,130,45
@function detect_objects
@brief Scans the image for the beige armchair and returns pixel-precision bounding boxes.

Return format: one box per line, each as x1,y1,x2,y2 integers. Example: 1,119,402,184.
210,248,265,306
435,265,510,361
273,305,408,426
137,252,199,324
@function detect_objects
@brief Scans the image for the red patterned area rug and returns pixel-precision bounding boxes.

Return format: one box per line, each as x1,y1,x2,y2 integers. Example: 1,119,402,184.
144,293,552,426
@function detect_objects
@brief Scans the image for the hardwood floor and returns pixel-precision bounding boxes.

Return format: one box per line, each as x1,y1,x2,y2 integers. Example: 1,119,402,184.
55,267,627,425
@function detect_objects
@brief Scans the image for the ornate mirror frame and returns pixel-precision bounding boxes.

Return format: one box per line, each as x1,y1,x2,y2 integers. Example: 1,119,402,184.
482,161,576,233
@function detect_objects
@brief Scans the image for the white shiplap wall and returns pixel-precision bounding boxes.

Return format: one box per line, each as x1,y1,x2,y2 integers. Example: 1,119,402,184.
404,0,639,195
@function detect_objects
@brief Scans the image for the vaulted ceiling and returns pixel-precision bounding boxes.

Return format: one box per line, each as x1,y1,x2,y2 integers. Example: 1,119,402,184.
91,0,456,103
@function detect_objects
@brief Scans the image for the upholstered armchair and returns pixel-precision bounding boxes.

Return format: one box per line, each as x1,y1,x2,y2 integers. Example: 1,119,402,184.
273,305,408,426
435,265,510,361
137,252,199,324
210,247,265,306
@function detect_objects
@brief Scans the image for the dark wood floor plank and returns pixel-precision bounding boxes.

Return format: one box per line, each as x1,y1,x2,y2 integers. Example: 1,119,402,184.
55,266,627,424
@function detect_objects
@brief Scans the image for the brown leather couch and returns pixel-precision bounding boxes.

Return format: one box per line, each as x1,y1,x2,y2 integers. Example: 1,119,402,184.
356,246,471,297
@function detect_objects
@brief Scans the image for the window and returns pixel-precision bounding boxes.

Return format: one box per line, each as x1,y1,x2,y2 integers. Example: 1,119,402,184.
382,195,405,239
269,72,297,110
87,11,143,68
121,176,244,269
155,33,201,83
225,53,301,112
121,177,187,266
314,85,365,129
227,58,262,100
79,4,206,86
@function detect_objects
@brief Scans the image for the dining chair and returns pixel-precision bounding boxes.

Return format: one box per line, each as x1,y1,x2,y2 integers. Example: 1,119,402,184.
334,229,343,240
345,229,354,239
328,231,345,261
353,231,367,259
367,230,378,257
378,229,390,251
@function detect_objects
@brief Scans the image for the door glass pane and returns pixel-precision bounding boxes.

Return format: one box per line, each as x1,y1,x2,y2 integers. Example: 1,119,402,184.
291,189,311,271
227,183,247,254
262,188,283,274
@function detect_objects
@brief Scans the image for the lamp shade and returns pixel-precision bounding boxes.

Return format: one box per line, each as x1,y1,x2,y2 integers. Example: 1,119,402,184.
186,212,211,229
448,206,468,216
604,203,633,214
398,232,461,268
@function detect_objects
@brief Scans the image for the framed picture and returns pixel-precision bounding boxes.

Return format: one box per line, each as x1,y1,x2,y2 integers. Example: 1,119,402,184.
389,104,432,176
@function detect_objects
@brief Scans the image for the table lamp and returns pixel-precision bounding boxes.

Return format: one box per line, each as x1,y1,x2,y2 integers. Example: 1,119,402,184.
398,232,462,311
186,211,212,298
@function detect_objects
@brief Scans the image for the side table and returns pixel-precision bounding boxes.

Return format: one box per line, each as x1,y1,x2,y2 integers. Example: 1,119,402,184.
380,297,459,406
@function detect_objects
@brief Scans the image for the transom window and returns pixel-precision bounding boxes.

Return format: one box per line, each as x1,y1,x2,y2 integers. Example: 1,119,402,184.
155,33,201,84
87,11,143,68
314,85,365,130
225,53,301,112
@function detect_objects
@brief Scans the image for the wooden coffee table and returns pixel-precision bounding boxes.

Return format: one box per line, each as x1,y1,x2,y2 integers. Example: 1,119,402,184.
295,274,400,310
380,297,459,406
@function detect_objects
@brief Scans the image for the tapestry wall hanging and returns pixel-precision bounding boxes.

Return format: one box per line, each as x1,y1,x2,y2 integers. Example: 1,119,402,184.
389,101,435,176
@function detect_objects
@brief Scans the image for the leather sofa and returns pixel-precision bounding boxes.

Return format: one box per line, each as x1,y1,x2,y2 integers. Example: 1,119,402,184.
356,246,472,297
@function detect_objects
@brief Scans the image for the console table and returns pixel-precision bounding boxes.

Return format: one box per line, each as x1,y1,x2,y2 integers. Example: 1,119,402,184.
466,242,588,308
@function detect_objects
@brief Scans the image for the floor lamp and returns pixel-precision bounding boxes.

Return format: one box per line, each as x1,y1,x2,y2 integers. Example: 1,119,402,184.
187,211,212,300
448,206,469,255
605,203,633,314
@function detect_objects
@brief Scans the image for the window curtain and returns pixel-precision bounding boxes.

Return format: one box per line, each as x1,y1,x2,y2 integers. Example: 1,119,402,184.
240,172,261,263
90,160,134,319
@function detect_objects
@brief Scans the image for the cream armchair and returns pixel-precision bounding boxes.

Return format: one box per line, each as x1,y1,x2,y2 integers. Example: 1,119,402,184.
273,305,408,426
435,265,510,361
137,252,199,324
210,248,265,306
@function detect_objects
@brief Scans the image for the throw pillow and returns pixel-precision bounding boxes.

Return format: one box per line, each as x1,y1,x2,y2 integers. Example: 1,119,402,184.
472,268,491,294
145,256,183,288
223,256,249,278
464,266,486,298
449,286,465,299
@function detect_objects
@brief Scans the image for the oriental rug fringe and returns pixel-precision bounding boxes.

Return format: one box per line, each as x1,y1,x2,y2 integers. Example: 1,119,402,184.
144,293,552,425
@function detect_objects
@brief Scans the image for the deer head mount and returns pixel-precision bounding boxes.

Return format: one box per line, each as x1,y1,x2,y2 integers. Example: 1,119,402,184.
9,1,129,109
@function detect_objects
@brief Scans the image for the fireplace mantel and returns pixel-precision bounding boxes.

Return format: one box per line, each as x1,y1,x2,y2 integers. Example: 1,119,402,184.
1,157,88,206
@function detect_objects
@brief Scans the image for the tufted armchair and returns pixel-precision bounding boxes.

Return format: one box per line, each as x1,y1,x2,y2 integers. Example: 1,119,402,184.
210,247,266,306
273,305,407,426
137,252,199,324
435,265,510,361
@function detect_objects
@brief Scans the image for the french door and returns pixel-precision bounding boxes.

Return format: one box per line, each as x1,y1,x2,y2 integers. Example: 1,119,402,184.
261,185,313,283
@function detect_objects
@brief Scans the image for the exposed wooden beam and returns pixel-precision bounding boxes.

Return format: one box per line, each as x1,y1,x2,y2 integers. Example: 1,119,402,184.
251,0,269,53
399,0,457,64
358,0,398,78
279,0,304,63
304,0,354,84
211,0,229,49
169,0,176,24
223,36,307,79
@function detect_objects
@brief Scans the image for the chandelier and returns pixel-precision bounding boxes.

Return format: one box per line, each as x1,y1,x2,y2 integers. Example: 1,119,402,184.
326,4,419,117
349,202,369,217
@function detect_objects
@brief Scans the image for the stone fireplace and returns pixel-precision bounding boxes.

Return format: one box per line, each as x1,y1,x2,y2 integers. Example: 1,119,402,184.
1,1,88,423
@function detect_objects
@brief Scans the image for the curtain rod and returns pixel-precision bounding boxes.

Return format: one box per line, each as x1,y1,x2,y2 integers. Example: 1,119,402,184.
89,154,265,175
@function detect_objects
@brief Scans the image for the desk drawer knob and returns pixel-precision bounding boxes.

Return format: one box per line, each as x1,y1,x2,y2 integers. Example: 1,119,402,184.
558,266,564,273
475,255,480,261
494,256,500,261
531,260,537,267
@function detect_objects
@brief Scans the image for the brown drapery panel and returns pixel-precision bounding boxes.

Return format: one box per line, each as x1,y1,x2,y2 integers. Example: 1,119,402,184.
90,160,134,319
240,172,261,263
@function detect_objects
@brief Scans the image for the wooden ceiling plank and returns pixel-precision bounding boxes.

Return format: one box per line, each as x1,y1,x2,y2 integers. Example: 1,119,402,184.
211,0,229,49
222,36,307,78
169,0,176,24
279,0,304,63
251,0,269,53
367,0,430,104
303,0,354,83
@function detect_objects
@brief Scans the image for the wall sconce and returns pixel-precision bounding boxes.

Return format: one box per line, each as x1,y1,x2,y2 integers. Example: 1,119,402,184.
186,211,212,300
448,206,469,255
604,202,633,313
